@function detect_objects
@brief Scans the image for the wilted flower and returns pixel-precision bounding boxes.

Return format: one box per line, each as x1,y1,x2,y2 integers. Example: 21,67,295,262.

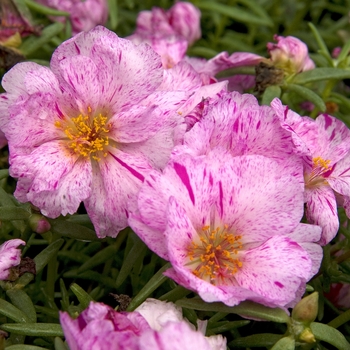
0,239,25,280
36,0,108,35
60,301,226,350
0,26,203,238
129,153,322,308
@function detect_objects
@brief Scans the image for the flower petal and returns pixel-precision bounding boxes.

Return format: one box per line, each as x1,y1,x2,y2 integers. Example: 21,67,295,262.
305,186,339,245
235,236,312,307
219,155,304,243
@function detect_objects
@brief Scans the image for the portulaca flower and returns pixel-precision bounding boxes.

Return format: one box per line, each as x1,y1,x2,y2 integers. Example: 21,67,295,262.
60,301,226,350
0,26,205,238
0,239,25,280
272,99,350,245
36,0,108,35
129,153,322,308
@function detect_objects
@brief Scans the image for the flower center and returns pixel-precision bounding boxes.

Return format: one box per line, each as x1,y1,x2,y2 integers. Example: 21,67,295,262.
186,225,242,285
55,107,110,161
305,156,331,188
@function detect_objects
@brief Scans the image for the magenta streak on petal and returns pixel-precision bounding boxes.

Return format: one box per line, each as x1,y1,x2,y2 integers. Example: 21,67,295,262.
336,166,350,177
232,119,239,133
329,129,336,141
77,317,87,330
55,103,64,118
74,42,80,54
324,114,332,129
109,153,145,182
274,281,284,288
325,196,336,214
173,162,195,205
218,180,223,217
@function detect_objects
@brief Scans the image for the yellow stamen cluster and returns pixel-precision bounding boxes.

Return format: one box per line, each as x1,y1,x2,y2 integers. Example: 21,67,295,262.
187,225,242,285
305,156,331,188
313,156,331,170
55,109,110,161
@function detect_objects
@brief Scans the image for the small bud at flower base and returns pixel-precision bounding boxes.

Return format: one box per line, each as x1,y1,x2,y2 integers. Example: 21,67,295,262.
29,214,51,234
299,328,316,343
292,292,319,324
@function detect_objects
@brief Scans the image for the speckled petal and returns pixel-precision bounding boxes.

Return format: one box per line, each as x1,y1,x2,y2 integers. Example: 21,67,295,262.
328,151,350,196
235,236,312,307
314,114,350,164
85,149,153,238
11,141,91,217
286,223,323,276
305,186,339,245
219,155,304,243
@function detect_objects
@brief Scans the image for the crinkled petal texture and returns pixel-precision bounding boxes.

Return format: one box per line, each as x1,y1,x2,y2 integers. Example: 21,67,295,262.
179,91,298,161
1,26,197,238
60,302,150,350
0,239,25,280
60,301,226,350
131,152,322,308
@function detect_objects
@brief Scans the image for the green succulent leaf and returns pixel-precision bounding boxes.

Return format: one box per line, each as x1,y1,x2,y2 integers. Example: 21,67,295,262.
292,68,350,85
311,322,350,350
0,323,63,337
176,298,290,323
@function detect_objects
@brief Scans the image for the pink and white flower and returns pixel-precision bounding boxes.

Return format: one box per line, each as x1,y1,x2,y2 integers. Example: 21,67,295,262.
36,0,108,35
60,301,226,350
0,239,25,280
272,99,350,245
129,153,322,308
0,26,203,238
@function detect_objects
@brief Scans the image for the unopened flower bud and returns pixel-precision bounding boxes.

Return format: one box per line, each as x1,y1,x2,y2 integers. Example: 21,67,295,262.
299,328,316,343
267,35,315,75
29,214,51,234
292,292,318,324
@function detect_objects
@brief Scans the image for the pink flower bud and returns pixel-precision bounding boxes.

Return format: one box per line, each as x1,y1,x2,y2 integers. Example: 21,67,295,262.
0,239,25,280
267,35,315,74
29,214,51,234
